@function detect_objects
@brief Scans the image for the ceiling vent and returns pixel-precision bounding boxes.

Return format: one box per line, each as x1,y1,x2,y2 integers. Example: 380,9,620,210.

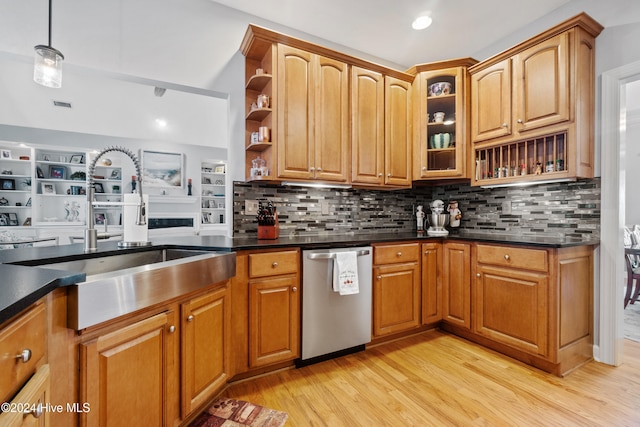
52,100,72,108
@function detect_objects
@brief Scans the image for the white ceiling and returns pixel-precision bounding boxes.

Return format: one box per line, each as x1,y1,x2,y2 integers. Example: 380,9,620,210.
209,0,573,67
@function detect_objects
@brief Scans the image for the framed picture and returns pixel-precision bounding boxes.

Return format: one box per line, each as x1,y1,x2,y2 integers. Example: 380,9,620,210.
112,185,121,194
214,165,226,173
36,167,44,179
70,185,83,195
94,213,106,225
142,150,184,188
41,183,56,194
0,178,15,190
7,213,18,226
26,197,31,207
49,166,66,179
23,217,31,226
1,149,11,159
110,169,121,180
94,183,104,193
0,213,10,226
70,154,84,164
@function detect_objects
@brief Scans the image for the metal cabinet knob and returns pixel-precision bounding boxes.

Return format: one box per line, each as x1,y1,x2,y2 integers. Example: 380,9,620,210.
378,173,383,177
317,167,322,172
422,166,427,171
424,250,430,254
168,325,176,333
477,273,481,277
23,403,43,419
504,254,510,260
272,262,278,268
396,252,402,257
377,275,382,280
292,287,298,292
387,173,392,177
517,119,523,124
187,315,194,322
16,349,31,363
501,123,508,128
310,167,315,171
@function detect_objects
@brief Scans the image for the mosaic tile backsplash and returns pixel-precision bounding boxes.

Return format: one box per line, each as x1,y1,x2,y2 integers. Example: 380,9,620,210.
233,179,600,239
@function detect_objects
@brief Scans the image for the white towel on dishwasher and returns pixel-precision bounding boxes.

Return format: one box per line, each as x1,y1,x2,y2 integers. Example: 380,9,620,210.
333,251,359,295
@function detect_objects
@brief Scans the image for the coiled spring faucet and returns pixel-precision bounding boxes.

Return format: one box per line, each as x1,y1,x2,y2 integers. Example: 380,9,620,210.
85,146,147,251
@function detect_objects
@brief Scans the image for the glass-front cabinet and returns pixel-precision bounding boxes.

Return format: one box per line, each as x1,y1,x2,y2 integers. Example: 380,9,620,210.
410,59,477,180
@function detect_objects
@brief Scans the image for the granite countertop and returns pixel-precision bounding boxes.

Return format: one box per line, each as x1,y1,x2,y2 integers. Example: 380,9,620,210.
0,232,598,325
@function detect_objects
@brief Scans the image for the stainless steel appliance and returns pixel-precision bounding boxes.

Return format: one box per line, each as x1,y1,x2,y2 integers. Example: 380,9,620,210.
299,246,372,366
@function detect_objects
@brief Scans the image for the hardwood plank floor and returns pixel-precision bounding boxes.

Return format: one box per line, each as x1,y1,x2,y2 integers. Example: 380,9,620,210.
223,330,640,426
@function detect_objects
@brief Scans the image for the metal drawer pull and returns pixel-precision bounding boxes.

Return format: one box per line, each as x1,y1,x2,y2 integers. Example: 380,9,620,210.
307,249,370,260
477,273,481,277
16,349,32,363
168,325,176,333
292,287,298,292
272,262,278,268
504,254,510,260
187,315,194,322
397,252,402,257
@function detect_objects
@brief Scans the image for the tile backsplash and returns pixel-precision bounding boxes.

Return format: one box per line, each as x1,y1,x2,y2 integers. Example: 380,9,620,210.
233,179,600,239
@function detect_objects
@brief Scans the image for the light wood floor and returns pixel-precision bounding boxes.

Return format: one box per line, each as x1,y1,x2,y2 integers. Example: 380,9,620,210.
224,330,640,426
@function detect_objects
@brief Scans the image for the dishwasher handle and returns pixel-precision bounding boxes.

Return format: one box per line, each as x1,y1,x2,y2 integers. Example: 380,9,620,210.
307,249,370,260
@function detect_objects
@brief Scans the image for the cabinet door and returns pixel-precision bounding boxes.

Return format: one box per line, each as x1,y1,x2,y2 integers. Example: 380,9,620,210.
442,242,471,329
249,276,300,367
314,55,349,182
277,44,314,180
79,311,178,427
182,286,229,417
513,32,570,134
373,261,421,337
351,66,385,185
474,265,548,357
471,59,512,142
0,364,50,427
421,243,442,324
384,76,412,186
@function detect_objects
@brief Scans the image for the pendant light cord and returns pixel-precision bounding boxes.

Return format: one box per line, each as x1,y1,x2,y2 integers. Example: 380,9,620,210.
47,0,53,47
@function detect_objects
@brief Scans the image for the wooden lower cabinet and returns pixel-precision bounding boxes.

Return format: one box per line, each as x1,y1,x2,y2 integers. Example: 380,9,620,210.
474,263,549,356
441,241,594,376
181,286,230,418
442,242,471,330
372,243,421,337
0,364,50,427
79,311,179,427
78,283,230,427
421,242,442,324
249,275,300,367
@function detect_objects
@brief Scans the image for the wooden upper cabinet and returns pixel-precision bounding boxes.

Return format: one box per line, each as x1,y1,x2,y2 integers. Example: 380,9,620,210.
314,55,349,182
384,76,412,187
471,59,512,143
276,45,349,182
513,32,570,134
277,45,313,180
351,66,385,185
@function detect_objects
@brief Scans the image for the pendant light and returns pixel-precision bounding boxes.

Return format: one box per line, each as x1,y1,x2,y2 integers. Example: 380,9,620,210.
33,0,64,88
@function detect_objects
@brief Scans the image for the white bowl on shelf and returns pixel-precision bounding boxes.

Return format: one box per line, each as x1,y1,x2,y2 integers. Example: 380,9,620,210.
429,133,452,149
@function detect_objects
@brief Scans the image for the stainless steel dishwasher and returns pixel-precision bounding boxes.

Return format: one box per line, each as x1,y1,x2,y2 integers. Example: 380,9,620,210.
298,246,372,366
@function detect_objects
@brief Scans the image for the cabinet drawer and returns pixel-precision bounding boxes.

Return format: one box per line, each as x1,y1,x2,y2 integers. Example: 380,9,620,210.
374,243,420,265
0,302,46,404
249,250,299,278
476,244,548,272
0,364,50,426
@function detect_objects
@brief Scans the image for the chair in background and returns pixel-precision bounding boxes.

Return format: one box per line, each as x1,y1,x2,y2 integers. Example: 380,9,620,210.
624,226,640,308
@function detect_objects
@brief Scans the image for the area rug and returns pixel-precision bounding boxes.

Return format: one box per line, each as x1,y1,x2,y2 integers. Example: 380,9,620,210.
189,398,288,427
624,301,640,342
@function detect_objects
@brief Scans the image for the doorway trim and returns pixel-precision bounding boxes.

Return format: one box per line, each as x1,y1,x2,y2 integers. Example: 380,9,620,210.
599,60,640,365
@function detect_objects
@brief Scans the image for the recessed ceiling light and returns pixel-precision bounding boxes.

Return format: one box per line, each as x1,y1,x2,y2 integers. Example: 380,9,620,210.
412,15,432,30
155,118,167,128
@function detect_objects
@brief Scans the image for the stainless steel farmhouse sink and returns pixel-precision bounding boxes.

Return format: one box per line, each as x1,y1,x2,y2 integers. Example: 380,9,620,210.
37,248,236,330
